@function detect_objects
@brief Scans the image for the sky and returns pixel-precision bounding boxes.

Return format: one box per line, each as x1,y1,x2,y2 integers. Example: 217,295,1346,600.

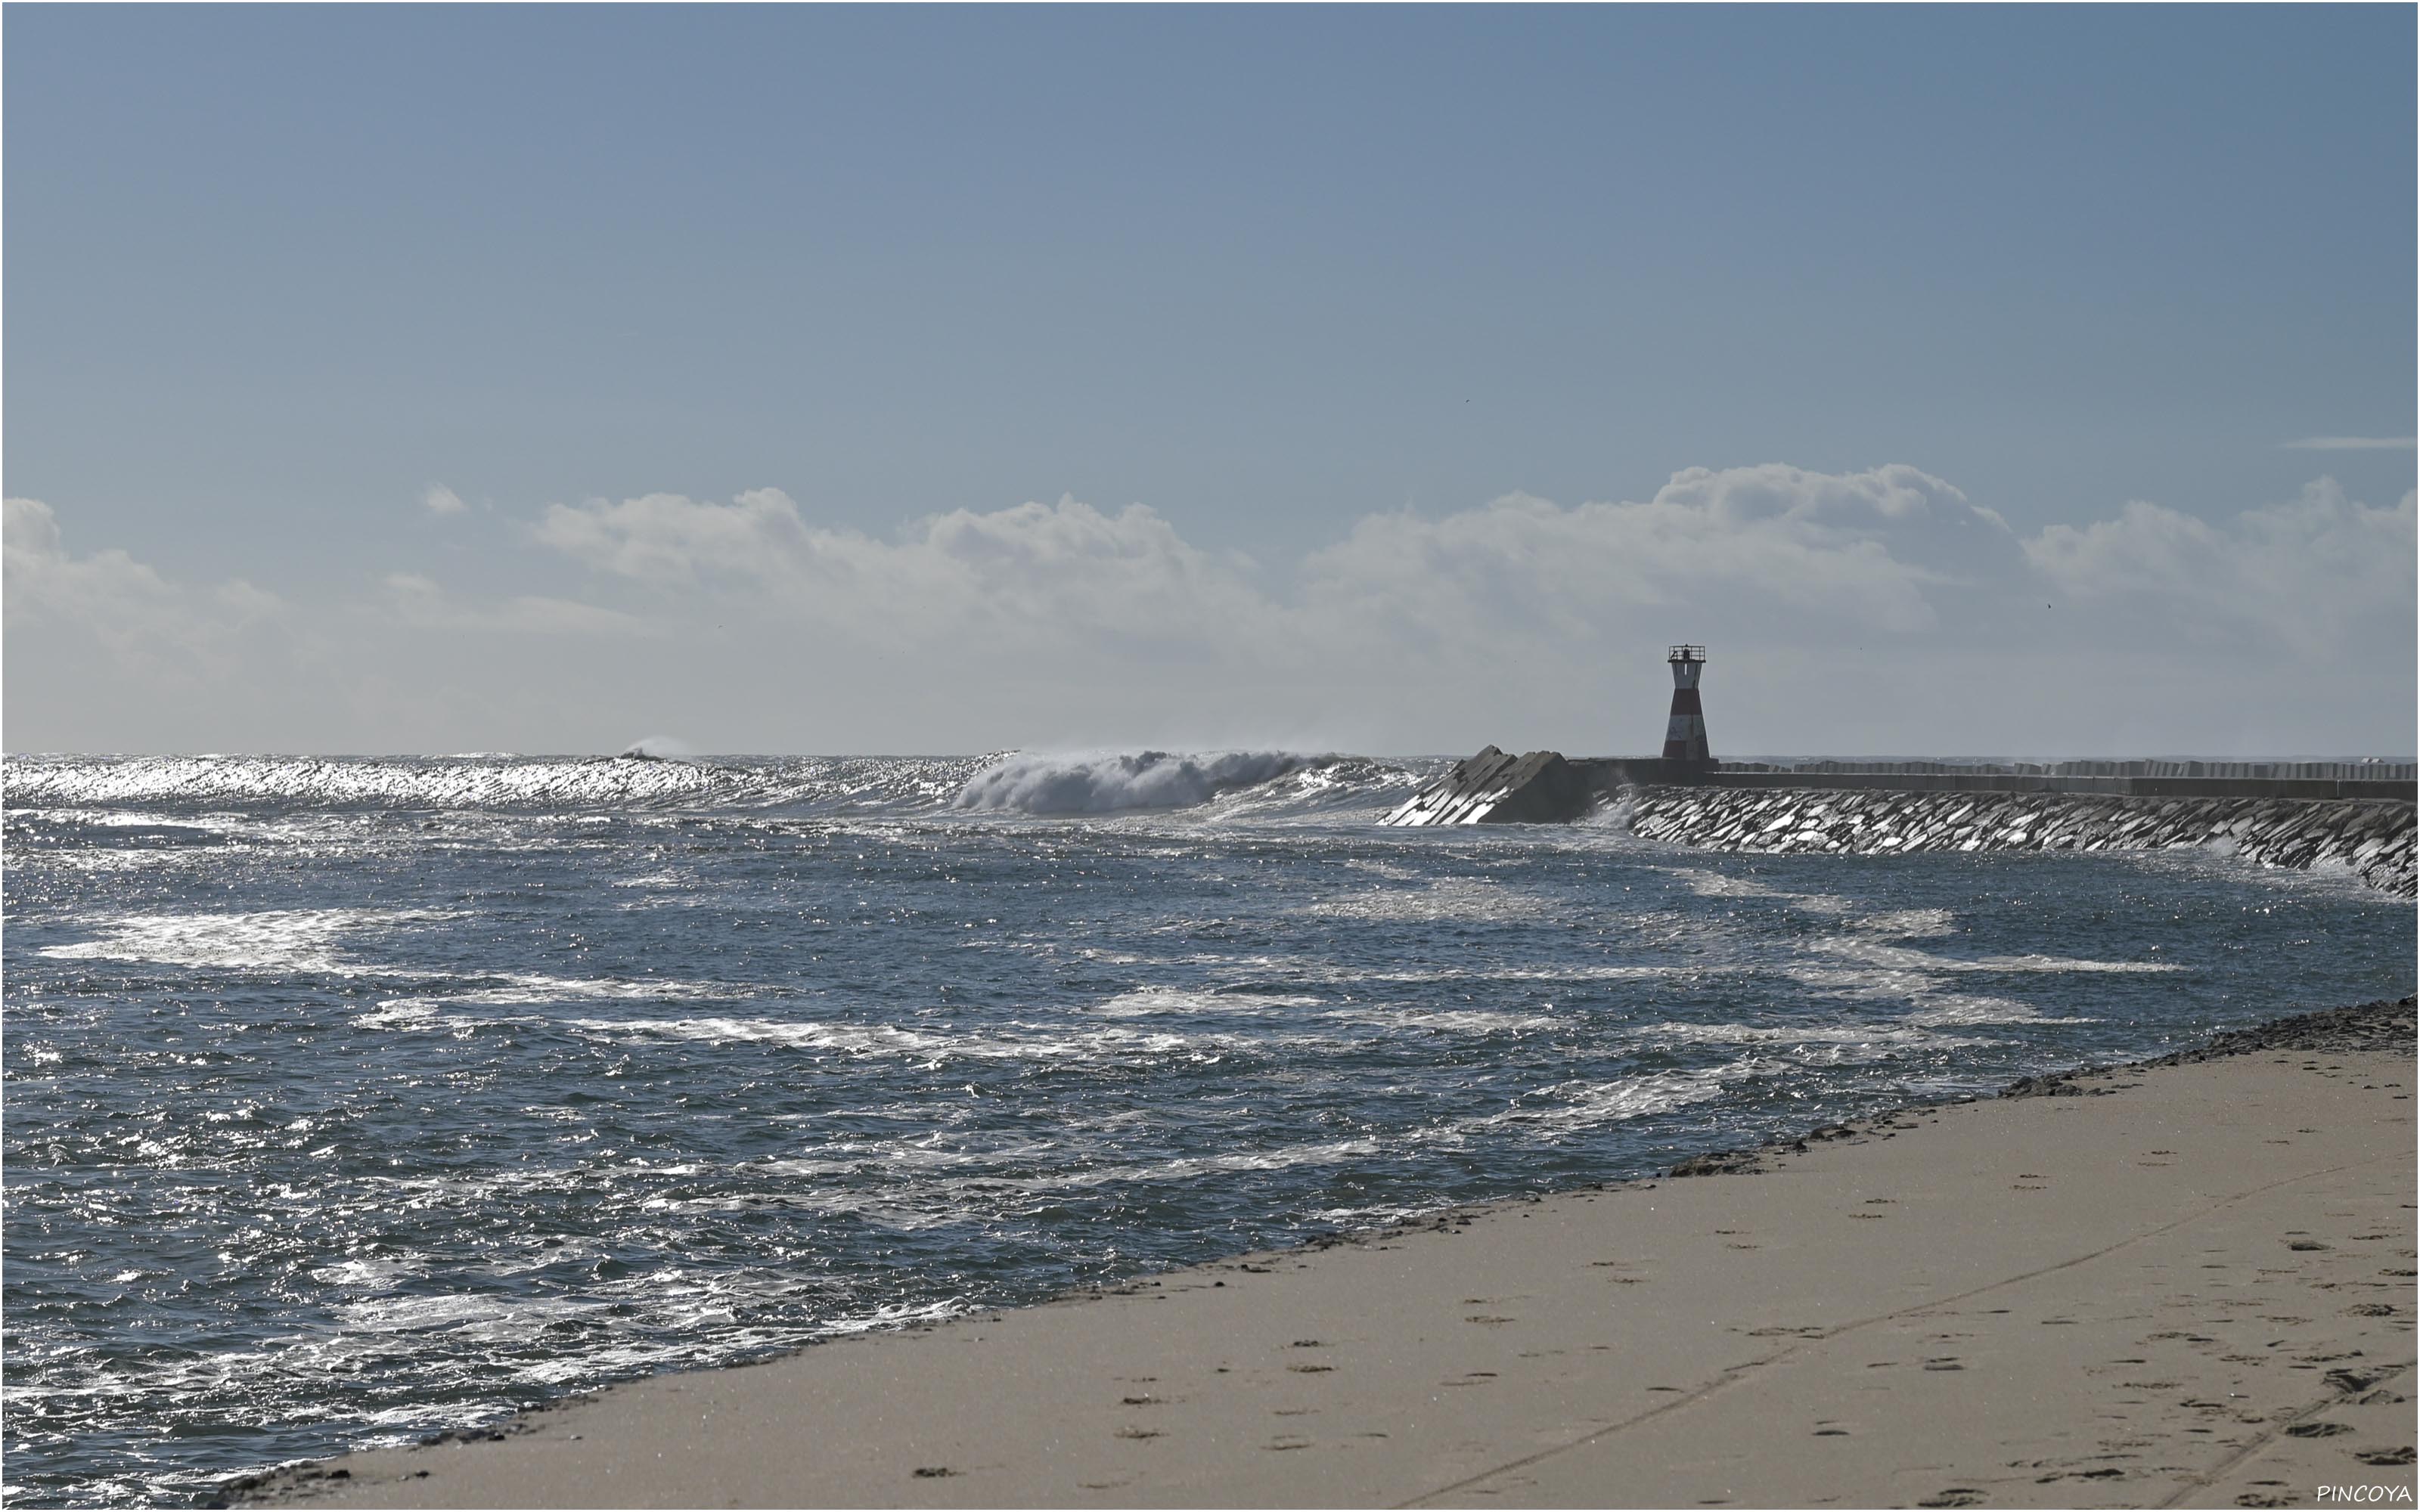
5,5,2413,758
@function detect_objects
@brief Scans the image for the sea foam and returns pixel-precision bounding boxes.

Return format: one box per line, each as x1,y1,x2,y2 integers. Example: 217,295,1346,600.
950,749,1315,814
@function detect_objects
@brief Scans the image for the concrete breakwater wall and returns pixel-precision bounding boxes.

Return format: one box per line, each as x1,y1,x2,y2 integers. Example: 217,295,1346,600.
1620,785,2417,897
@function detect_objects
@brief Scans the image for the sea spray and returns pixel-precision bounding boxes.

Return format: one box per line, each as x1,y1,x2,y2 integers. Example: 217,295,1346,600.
949,749,1318,813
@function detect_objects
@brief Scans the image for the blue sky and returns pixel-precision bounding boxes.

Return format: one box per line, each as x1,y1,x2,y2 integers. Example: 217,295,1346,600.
6,6,2413,755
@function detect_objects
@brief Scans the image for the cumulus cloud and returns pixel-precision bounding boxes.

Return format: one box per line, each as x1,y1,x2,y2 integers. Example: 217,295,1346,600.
518,466,2397,669
422,484,470,516
1300,463,2014,645
511,466,2412,751
10,466,2410,754
535,489,1267,648
535,488,810,586
2023,479,2415,651
528,466,2028,668
5,497,282,676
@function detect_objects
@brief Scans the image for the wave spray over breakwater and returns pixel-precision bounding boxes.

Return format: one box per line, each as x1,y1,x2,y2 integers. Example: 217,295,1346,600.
950,750,1317,813
3,750,2412,1504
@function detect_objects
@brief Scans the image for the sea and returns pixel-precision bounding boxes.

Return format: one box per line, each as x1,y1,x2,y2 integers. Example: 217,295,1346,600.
4,750,2412,1506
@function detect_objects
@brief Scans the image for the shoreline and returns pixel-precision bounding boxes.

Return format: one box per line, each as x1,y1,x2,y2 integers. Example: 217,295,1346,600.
231,999,2418,1510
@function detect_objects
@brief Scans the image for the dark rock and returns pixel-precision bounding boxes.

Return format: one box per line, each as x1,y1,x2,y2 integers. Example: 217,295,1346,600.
2135,998,2417,1067
1668,1148,1763,1177
2003,1074,2089,1098
1384,746,1602,826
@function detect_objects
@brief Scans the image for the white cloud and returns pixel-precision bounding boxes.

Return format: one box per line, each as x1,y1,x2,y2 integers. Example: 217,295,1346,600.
1298,464,2013,645
2022,479,2415,651
9,467,2411,754
2280,436,2415,451
422,484,470,516
532,466,2015,655
380,572,652,637
514,466,2412,751
535,489,1268,647
4,497,282,676
534,489,811,587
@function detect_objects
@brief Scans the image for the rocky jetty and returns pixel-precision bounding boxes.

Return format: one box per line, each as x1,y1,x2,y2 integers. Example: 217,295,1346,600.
1381,745,1600,826
1621,786,2416,896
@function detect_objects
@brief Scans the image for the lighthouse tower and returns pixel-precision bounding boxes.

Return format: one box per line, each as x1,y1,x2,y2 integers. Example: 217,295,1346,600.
1661,645,1713,771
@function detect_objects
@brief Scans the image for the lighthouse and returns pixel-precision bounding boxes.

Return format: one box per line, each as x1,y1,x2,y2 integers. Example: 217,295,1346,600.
1661,645,1713,771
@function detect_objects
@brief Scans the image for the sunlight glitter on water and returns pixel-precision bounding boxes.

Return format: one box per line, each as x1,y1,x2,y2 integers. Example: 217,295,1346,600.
3,754,2409,1505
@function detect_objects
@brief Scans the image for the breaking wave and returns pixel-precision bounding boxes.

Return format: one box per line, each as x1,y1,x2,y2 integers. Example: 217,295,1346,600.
5,751,1423,821
950,749,1324,814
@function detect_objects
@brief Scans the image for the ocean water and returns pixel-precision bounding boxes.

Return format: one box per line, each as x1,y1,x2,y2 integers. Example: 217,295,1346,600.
4,751,2412,1506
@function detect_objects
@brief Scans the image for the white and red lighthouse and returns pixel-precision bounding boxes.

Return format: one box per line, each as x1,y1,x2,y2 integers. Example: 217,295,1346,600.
1661,645,1713,770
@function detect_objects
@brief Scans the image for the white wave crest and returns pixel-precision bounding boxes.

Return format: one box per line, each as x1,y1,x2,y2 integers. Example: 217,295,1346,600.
1812,937,2184,974
950,749,1314,815
1089,987,1326,1018
40,908,451,975
560,1014,1331,1063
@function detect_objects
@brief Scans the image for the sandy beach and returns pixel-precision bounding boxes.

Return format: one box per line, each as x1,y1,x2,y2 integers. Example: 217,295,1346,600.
237,1001,2417,1510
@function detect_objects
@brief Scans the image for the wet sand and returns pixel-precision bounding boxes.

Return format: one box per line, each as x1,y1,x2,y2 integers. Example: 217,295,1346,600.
240,1002,2417,1510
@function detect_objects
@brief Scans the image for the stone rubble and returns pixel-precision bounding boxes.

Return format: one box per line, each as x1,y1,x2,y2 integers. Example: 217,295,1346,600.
1619,787,2416,897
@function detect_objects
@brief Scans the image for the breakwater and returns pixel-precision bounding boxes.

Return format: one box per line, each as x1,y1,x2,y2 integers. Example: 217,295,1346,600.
1692,758,2414,801
1619,785,2417,897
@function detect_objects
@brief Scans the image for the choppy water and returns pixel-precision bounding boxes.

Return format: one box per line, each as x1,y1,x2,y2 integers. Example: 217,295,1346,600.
5,752,2412,1506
